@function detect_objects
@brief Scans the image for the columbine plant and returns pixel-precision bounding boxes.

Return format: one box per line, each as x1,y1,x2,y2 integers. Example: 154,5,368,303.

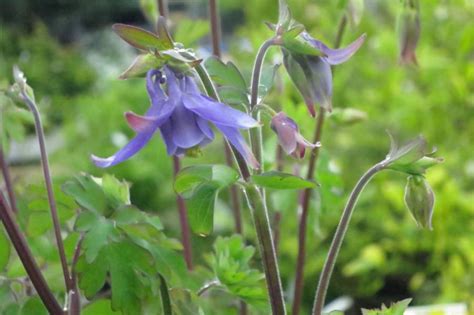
0,0,442,315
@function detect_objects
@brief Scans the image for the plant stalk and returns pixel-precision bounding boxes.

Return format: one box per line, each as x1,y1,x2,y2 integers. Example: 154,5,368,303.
173,156,194,270
20,92,72,292
292,12,348,314
312,163,383,315
157,0,169,18
0,146,18,213
0,192,63,314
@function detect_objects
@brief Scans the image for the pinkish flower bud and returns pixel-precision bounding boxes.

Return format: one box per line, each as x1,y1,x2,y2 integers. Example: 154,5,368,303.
270,112,320,158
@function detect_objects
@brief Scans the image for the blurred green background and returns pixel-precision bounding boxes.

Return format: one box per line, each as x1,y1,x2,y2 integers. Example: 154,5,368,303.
1,0,473,314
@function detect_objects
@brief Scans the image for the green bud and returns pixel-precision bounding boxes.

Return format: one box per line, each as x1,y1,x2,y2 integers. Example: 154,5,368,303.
404,175,434,230
119,53,164,79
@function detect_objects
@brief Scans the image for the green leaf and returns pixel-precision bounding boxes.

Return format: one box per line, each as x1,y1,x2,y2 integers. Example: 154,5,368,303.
63,174,132,216
324,311,344,315
361,298,412,315
106,241,154,315
156,17,174,49
174,165,239,236
204,57,249,106
208,236,268,310
62,175,108,214
119,53,164,79
76,254,108,298
82,299,120,315
112,23,171,51
0,228,11,271
99,174,131,208
251,171,317,189
186,182,220,236
20,297,47,315
282,32,326,56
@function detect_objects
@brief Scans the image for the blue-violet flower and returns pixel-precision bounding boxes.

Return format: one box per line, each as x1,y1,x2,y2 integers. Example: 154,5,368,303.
283,32,365,116
92,67,259,168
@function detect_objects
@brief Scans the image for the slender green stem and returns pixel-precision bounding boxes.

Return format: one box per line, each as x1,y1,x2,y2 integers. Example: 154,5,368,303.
312,163,384,315
20,91,72,293
0,192,63,314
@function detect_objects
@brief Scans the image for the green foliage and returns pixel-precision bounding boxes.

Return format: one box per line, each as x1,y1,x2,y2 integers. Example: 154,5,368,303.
361,298,412,315
204,57,250,107
251,171,317,189
174,164,240,236
64,174,188,315
0,228,11,271
174,19,210,47
207,236,268,310
112,23,173,51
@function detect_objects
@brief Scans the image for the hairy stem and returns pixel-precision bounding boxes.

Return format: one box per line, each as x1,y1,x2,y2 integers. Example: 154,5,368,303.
173,156,194,270
292,12,348,314
244,185,286,315
0,146,18,213
20,92,72,292
0,192,63,314
312,163,383,315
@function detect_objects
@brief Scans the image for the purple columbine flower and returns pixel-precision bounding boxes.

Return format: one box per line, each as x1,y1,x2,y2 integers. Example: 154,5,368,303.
271,112,320,158
283,32,366,116
92,67,259,168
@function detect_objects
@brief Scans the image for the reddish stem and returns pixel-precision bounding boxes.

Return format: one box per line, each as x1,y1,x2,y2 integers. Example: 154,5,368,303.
0,193,63,314
173,156,194,270
0,146,18,213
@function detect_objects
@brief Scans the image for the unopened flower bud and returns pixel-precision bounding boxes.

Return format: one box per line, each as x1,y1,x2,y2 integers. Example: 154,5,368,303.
271,112,320,158
404,175,434,230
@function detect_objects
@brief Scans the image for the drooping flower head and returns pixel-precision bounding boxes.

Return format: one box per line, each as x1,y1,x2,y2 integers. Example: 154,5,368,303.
271,112,320,158
92,67,259,168
398,0,420,65
283,32,366,116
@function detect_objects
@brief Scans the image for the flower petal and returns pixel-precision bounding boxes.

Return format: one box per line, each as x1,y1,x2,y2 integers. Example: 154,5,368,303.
91,127,157,168
125,111,157,133
146,70,166,101
215,124,259,169
302,32,366,65
170,105,205,148
159,121,177,155
183,94,258,128
196,116,215,140
306,56,333,111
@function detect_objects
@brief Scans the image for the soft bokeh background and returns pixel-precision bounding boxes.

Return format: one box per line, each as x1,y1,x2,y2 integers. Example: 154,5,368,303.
1,0,473,314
